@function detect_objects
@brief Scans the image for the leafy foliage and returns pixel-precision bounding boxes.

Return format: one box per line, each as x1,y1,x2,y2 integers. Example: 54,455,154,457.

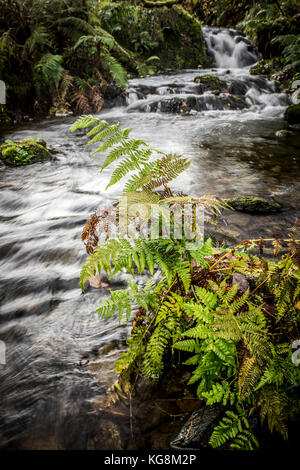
73,120,300,451
0,0,141,119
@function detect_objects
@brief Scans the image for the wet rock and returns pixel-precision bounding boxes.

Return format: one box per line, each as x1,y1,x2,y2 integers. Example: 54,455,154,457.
276,129,296,138
170,405,224,449
284,104,300,126
194,74,227,92
228,80,248,96
227,196,282,214
0,138,53,166
127,92,248,114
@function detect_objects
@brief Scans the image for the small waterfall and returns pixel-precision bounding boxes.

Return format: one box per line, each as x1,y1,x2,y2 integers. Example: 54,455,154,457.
203,27,259,68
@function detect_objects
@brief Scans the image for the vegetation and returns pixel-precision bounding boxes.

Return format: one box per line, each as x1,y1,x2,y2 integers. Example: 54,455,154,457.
0,0,139,122
99,2,206,70
0,137,52,166
0,0,206,123
241,1,299,90
71,118,300,450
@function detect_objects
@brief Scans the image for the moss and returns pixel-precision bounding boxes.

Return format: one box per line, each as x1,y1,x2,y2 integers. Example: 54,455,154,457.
227,196,282,214
0,138,52,166
99,2,206,71
194,75,227,92
284,105,300,126
142,0,180,7
194,74,221,85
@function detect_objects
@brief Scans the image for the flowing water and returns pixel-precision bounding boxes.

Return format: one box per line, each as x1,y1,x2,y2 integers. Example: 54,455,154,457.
0,27,299,449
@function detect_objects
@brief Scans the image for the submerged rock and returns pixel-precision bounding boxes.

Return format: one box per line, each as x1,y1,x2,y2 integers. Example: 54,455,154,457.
0,138,53,166
227,196,282,214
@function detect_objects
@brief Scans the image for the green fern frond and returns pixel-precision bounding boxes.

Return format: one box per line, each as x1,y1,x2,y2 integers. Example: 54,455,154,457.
96,289,131,323
34,53,64,89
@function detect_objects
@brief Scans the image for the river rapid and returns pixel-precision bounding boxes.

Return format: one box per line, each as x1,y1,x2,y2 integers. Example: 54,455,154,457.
0,27,299,449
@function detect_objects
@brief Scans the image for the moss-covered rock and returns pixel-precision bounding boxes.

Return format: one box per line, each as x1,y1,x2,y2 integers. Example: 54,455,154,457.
227,196,282,214
0,138,53,166
284,104,300,126
194,74,227,92
99,2,206,70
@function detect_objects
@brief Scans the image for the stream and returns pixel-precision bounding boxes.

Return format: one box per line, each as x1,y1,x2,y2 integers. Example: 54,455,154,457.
0,27,299,449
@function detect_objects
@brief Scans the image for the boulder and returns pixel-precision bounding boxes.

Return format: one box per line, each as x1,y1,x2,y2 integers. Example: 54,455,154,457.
276,129,296,138
0,138,53,166
170,406,224,449
194,74,227,91
284,104,300,126
226,196,282,214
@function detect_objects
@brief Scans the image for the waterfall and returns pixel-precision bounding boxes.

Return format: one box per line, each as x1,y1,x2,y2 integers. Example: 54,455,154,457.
203,27,259,68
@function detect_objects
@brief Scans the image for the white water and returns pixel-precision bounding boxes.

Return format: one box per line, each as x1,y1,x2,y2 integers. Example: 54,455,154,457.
204,27,259,68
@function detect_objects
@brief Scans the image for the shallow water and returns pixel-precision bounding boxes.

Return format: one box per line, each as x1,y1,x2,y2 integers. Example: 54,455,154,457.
0,27,299,449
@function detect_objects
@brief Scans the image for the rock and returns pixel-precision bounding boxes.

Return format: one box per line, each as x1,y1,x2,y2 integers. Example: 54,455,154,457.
0,138,53,166
284,104,300,126
276,129,296,138
228,80,248,96
127,93,247,114
232,273,249,294
194,74,227,91
170,405,224,449
227,196,282,214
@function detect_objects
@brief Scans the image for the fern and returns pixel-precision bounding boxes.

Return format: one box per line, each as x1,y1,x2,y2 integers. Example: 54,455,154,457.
34,53,64,89
141,323,171,381
72,120,300,451
101,52,128,89
210,407,258,450
96,289,131,324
